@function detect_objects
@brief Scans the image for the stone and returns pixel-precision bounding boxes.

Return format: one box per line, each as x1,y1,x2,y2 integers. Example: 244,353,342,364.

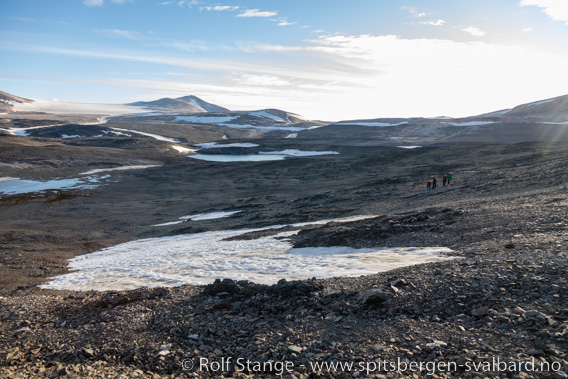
472,306,489,317
361,289,390,305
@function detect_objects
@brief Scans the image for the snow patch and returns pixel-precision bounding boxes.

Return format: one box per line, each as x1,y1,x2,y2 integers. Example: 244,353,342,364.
337,121,409,127
219,124,304,131
171,145,197,154
447,121,497,127
175,116,237,124
249,111,285,122
110,127,178,143
153,211,241,226
40,216,456,291
397,146,422,149
285,133,298,139
79,165,161,176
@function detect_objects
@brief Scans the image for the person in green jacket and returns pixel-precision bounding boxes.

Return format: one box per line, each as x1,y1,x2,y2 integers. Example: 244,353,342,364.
446,172,453,186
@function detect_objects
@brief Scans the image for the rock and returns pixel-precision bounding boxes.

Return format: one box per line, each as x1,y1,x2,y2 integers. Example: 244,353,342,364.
361,289,390,305
288,345,303,354
13,327,31,336
472,306,489,317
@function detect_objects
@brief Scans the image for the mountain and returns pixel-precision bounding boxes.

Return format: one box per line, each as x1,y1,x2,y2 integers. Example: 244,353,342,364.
0,90,33,113
500,94,568,120
129,95,230,113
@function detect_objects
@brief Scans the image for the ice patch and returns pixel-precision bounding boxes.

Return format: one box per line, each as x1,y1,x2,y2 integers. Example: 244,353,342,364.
447,121,497,127
189,154,287,162
175,116,237,124
0,177,102,196
195,142,259,149
40,218,456,291
259,149,339,157
337,121,408,127
79,165,161,176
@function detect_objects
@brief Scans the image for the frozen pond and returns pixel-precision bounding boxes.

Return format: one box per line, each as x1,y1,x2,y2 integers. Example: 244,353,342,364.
189,149,339,162
0,176,103,196
40,217,457,291
189,154,288,162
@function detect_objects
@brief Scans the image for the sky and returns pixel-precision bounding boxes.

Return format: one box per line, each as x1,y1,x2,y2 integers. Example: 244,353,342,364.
1,0,568,121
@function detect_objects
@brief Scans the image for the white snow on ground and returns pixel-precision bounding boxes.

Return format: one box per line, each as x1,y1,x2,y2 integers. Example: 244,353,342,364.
259,149,339,157
397,146,422,149
40,217,456,291
219,123,305,132
12,99,147,115
110,127,178,143
527,99,555,107
152,221,185,227
447,121,497,126
130,112,179,117
79,165,161,176
171,145,197,154
194,142,259,149
0,177,19,183
337,121,409,127
180,211,242,221
153,211,242,226
61,134,83,139
539,121,568,125
175,116,237,123
285,133,298,139
249,111,285,122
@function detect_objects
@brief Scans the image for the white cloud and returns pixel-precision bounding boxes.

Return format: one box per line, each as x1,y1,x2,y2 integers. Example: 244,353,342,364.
462,26,487,36
97,29,142,40
277,19,297,26
83,0,104,6
401,6,427,17
200,5,238,11
520,0,568,24
522,27,533,31
420,20,445,26
237,9,277,18
233,74,291,86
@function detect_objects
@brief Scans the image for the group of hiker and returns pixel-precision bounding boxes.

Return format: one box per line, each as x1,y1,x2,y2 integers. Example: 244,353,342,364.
427,173,452,192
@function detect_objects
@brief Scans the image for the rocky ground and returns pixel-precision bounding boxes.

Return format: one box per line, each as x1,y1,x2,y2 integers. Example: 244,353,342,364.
0,115,567,378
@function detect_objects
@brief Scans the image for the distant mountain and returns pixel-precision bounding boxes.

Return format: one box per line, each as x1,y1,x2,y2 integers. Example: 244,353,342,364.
502,94,568,119
0,90,33,113
129,95,230,113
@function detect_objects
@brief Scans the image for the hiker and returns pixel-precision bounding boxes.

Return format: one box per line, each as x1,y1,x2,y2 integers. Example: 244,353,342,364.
432,177,437,190
447,172,453,186
427,180,432,192
442,175,447,186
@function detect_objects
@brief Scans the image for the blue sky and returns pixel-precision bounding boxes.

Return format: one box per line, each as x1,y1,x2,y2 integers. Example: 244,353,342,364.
1,0,568,120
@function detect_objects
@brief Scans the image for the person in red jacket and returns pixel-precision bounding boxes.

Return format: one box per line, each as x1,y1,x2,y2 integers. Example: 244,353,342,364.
427,180,432,192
